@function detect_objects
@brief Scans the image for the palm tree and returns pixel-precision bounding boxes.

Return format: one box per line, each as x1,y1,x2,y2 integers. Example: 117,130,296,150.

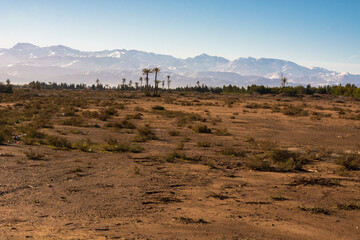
122,78,126,90
167,75,171,89
139,77,143,88
142,68,152,96
96,79,101,90
281,74,287,88
135,82,139,89
162,80,165,89
152,67,161,96
196,80,200,88
129,80,133,89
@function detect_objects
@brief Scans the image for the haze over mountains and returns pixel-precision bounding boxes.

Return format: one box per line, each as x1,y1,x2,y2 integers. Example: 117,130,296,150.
0,43,359,87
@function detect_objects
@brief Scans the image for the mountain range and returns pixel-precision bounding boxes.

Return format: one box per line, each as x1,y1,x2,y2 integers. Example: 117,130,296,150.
0,43,359,87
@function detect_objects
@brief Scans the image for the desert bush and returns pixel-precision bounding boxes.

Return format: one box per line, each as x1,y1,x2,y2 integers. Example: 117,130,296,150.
98,111,110,121
270,149,308,171
163,151,201,163
197,141,211,147
282,105,309,116
173,217,208,224
290,177,341,187
105,119,136,129
258,140,278,151
103,139,143,153
270,195,288,201
103,106,118,116
25,149,44,160
73,139,94,152
246,149,308,172
210,117,222,125
221,146,245,157
82,110,100,119
337,203,360,210
125,113,142,120
46,135,72,149
298,206,329,215
134,106,145,112
23,126,46,139
0,127,12,144
71,166,83,173
336,153,360,170
246,155,272,171
70,129,87,135
61,117,85,127
193,125,212,134
168,130,180,136
135,125,157,142
214,128,230,136
152,105,165,110
153,109,206,125
62,107,76,116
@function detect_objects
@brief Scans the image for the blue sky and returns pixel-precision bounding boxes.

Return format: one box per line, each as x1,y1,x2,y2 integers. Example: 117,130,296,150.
1,0,359,73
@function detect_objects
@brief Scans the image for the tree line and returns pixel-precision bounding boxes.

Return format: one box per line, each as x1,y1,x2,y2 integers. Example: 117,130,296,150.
1,73,360,99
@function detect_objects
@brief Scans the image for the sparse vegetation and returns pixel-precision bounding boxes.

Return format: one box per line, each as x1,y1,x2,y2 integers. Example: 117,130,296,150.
135,125,157,142
193,124,212,133
45,135,72,150
298,206,329,215
25,149,44,160
103,139,143,153
0,88,359,238
336,153,360,170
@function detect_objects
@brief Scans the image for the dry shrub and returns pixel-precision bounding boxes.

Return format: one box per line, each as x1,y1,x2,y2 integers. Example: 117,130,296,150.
45,135,72,149
193,125,212,134
336,153,360,170
103,139,143,153
135,125,157,142
25,149,44,160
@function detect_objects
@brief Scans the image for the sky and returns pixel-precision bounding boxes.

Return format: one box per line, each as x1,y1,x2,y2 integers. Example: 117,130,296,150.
0,0,360,73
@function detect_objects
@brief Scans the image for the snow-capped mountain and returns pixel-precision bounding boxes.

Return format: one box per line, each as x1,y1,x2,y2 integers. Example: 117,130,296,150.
0,43,359,87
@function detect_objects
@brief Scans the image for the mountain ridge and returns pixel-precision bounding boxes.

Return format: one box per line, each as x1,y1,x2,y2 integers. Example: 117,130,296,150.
0,43,359,87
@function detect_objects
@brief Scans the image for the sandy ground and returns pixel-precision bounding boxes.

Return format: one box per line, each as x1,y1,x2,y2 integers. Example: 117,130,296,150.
0,91,359,239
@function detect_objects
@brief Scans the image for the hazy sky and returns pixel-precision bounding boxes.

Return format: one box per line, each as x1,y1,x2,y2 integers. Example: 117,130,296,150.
1,0,360,73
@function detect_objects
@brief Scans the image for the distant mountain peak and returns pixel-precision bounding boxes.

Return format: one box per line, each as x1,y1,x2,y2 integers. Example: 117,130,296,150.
12,42,38,50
